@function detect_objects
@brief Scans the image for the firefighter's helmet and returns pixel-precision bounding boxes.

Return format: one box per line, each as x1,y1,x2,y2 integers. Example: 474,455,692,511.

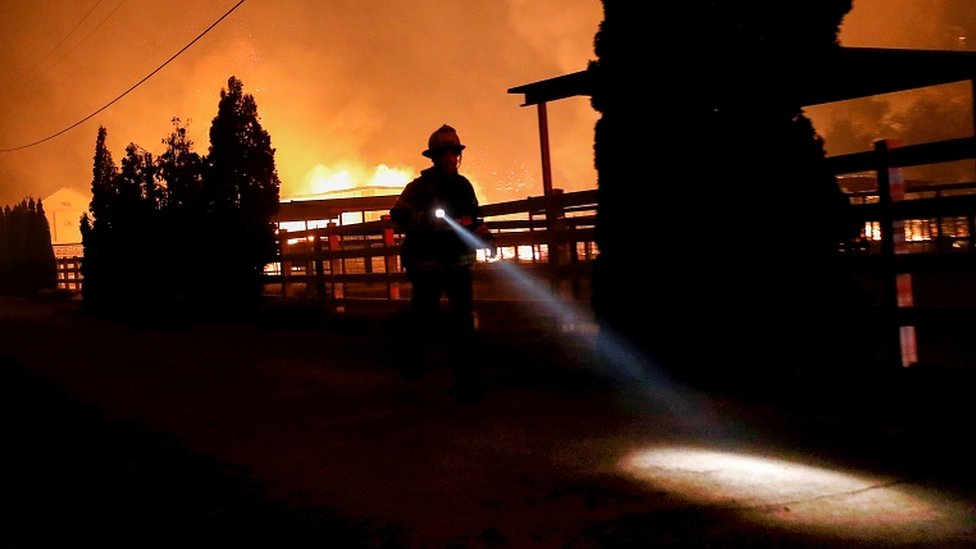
422,124,466,158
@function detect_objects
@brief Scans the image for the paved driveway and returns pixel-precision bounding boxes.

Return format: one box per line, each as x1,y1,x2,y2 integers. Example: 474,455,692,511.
2,296,974,548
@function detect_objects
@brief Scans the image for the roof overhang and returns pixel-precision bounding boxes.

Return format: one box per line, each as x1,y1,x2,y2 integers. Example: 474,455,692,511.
507,47,976,108
507,69,592,106
801,46,976,105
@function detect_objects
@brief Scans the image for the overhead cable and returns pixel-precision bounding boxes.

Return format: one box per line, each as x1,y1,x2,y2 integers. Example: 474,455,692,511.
0,0,111,94
0,0,247,154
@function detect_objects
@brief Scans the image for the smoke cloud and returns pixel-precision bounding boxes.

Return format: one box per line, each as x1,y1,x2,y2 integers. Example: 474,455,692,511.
807,0,976,184
3,1,974,219
0,0,602,210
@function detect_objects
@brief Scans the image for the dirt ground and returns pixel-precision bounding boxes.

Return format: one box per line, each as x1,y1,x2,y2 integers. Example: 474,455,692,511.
1,295,974,548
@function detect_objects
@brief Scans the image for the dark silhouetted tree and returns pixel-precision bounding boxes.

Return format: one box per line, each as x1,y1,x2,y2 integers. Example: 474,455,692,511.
159,118,205,213
80,78,281,321
591,1,865,390
0,197,57,295
81,126,120,312
200,75,281,315
29,199,58,292
157,117,206,310
114,143,163,312
81,129,166,317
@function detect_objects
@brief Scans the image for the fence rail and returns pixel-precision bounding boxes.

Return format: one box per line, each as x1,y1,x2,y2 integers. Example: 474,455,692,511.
829,136,976,367
266,189,599,320
49,134,976,367
55,257,82,292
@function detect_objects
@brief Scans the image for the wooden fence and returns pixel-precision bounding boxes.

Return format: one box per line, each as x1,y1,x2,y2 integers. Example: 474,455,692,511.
266,189,599,324
828,136,976,368
49,133,976,367
55,256,83,292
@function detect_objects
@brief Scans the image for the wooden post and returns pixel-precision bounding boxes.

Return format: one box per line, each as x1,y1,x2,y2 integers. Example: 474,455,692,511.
569,223,582,301
382,214,400,300
968,214,976,253
537,102,553,197
875,139,917,367
277,229,288,297
969,77,976,252
328,222,343,311
313,231,325,299
535,101,562,295
547,188,567,298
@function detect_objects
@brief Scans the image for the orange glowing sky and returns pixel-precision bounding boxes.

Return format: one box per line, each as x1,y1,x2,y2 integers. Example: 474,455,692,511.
0,0,602,209
1,1,974,212
809,0,976,160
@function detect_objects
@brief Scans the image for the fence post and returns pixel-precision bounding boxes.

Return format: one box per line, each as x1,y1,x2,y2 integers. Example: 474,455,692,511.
545,188,567,297
382,214,400,300
968,214,976,253
568,224,582,300
278,230,288,297
313,231,326,299
875,138,917,368
328,222,343,311
55,256,83,292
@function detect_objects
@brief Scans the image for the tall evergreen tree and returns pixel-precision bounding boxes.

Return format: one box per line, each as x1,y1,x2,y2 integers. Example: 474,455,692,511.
81,126,120,312
158,117,206,309
115,143,160,309
117,144,157,223
89,126,119,233
591,1,864,389
28,198,58,293
0,198,56,295
202,76,281,314
76,80,281,320
159,118,204,213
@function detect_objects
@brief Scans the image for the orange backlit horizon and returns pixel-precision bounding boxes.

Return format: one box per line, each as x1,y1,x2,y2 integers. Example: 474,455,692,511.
0,0,602,210
2,1,974,214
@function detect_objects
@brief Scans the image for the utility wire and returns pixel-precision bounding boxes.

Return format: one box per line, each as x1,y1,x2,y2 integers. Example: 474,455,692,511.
0,0,113,95
0,0,248,154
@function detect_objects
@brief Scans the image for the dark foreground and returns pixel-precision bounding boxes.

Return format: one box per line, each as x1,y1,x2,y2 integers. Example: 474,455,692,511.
1,296,974,548
0,358,386,548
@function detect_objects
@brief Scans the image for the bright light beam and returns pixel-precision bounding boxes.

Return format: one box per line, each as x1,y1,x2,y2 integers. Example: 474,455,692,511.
436,216,973,545
619,444,962,543
437,211,690,394
439,212,730,440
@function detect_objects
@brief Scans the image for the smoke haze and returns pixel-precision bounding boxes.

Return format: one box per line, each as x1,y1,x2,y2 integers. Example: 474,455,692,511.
810,0,976,185
2,1,975,216
0,0,601,209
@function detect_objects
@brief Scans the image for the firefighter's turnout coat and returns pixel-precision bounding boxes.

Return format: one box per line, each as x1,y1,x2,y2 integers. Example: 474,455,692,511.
390,167,492,272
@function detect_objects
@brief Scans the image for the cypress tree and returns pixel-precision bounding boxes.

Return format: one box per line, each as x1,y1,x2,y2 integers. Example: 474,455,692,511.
202,76,281,316
115,143,159,315
0,198,56,295
158,117,206,312
29,198,57,293
591,1,863,390
81,126,120,312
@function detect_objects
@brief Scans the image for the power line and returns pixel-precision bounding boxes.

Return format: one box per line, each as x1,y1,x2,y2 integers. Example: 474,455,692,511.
0,0,248,154
0,0,114,96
